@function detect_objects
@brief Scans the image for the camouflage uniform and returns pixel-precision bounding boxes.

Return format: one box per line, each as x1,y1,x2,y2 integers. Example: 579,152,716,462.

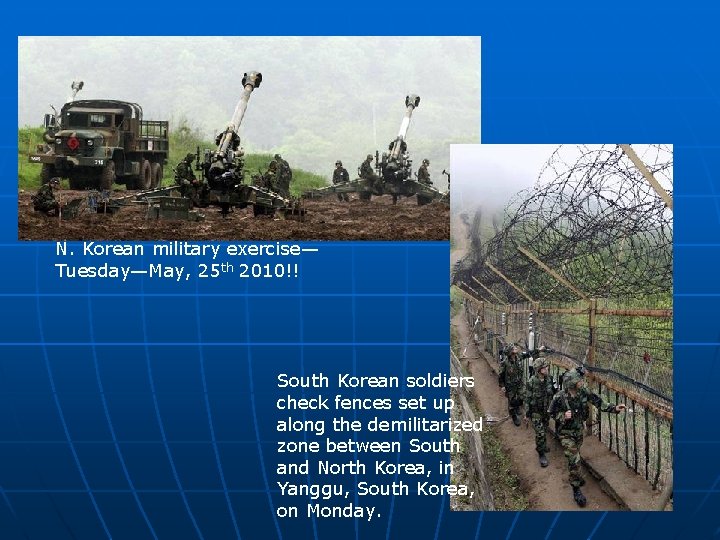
261,161,282,194
359,155,381,193
273,154,292,197
175,154,202,206
32,178,61,216
417,160,432,185
498,346,524,425
333,161,350,202
525,357,555,465
548,371,623,506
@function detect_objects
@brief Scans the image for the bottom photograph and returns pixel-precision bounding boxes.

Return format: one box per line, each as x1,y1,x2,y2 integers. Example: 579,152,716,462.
448,144,673,511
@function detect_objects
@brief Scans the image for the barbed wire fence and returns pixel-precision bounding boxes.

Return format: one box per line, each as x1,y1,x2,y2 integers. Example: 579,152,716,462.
453,144,673,494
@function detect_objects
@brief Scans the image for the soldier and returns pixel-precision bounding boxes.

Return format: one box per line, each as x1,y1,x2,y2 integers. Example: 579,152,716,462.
333,160,350,202
265,160,281,193
359,154,381,193
499,345,525,426
417,158,432,185
559,364,585,391
175,153,201,206
548,370,626,507
32,177,61,216
274,154,292,197
525,354,555,467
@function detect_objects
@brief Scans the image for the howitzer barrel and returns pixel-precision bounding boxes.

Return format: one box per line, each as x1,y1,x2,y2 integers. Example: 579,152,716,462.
391,94,420,159
66,80,84,104
217,71,263,155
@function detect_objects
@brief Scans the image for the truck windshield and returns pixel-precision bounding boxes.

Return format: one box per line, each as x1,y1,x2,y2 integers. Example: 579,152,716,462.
66,112,88,127
89,114,112,127
66,112,114,128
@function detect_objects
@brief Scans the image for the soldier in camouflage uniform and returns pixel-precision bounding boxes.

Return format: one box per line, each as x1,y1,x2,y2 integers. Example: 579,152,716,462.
175,153,203,206
264,160,281,192
274,154,292,197
359,154,381,193
548,370,626,507
525,354,555,467
32,177,61,216
498,345,525,426
333,160,350,202
417,159,432,185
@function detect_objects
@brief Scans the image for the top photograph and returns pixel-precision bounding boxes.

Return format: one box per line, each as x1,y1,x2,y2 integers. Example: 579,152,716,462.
18,36,480,241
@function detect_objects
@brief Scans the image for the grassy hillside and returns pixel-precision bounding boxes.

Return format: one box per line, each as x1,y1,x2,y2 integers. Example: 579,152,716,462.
18,127,45,188
18,125,327,197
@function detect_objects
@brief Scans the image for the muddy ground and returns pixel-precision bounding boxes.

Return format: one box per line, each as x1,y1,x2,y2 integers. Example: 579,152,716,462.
18,189,449,241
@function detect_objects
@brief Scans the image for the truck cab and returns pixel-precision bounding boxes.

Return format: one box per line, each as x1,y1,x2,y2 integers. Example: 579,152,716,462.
30,100,169,190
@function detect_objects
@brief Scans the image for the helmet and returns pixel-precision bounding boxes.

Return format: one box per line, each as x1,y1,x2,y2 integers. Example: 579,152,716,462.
423,159,430,165
335,160,342,166
185,153,195,162
366,154,373,161
534,358,549,371
563,370,583,390
274,154,282,160
49,177,60,186
268,161,277,170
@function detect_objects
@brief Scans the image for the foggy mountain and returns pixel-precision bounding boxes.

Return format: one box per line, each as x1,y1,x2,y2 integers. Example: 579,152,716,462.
19,37,480,182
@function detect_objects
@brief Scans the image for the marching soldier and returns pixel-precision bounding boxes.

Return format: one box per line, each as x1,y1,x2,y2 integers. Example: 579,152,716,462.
548,370,626,507
525,353,555,467
333,160,350,202
499,345,525,426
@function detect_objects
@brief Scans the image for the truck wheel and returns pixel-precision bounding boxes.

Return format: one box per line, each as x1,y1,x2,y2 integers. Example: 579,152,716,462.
100,161,116,191
137,160,152,190
151,163,163,189
359,191,372,201
40,164,56,185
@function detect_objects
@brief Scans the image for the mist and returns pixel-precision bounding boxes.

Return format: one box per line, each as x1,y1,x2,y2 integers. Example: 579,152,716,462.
19,36,480,184
450,144,556,243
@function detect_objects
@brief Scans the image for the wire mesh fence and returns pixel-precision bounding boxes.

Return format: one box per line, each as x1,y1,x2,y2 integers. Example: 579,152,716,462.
460,293,673,491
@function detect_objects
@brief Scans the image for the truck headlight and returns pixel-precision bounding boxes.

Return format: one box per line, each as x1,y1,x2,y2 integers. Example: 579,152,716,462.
55,138,61,145
87,140,94,146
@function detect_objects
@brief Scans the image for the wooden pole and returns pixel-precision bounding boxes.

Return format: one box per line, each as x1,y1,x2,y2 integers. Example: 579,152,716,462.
485,262,535,303
620,144,673,211
588,298,597,366
516,245,590,302
471,275,506,304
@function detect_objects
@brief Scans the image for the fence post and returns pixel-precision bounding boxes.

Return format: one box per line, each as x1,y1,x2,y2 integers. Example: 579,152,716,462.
587,298,597,432
588,298,597,366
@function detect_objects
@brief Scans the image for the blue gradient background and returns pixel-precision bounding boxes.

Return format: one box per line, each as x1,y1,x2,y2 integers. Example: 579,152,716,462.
3,3,718,539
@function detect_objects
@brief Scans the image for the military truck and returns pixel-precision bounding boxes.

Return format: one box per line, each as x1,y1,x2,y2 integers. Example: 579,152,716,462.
29,100,169,190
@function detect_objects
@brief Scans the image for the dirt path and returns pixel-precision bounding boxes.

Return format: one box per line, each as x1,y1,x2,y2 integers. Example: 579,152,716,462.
452,310,622,511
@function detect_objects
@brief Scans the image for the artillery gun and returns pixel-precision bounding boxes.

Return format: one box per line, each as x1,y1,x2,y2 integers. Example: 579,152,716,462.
302,95,447,206
377,94,420,201
190,71,303,219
